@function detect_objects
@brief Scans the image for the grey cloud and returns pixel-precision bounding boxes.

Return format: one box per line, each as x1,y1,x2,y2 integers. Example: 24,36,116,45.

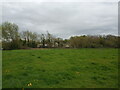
2,1,118,39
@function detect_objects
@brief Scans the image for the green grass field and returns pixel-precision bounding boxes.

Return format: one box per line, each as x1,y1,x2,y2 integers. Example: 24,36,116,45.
2,48,118,88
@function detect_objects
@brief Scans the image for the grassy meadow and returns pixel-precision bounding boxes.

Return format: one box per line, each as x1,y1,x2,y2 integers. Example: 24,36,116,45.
2,48,118,88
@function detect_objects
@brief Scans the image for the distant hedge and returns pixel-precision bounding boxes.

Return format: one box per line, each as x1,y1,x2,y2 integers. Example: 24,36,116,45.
1,22,119,50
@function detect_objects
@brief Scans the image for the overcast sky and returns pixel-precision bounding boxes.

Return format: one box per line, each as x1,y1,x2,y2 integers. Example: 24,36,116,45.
1,0,119,39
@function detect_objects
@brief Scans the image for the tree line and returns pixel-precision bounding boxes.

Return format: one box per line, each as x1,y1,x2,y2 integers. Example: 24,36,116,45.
0,22,119,50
